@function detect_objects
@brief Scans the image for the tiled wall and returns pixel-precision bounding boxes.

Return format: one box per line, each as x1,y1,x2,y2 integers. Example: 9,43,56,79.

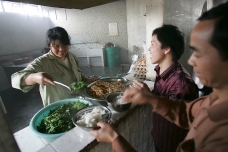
163,0,205,75
126,0,147,62
0,1,128,66
49,1,129,64
126,0,206,78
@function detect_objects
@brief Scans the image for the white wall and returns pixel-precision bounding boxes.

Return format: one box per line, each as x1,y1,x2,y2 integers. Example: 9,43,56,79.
145,0,164,80
126,0,147,62
126,0,207,78
49,1,128,64
0,1,128,65
0,13,52,55
163,0,205,75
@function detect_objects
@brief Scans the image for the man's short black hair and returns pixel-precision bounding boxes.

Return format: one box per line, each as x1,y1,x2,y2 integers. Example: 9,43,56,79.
152,24,185,62
198,2,228,61
46,26,71,47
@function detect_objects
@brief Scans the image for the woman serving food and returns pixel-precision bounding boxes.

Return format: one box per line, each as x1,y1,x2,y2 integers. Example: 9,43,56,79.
11,26,97,106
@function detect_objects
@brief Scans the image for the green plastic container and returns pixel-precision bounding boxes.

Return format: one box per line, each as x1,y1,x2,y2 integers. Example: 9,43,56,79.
106,47,120,67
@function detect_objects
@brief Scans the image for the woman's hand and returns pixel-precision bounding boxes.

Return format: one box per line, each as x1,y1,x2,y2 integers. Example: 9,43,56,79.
24,72,55,86
90,122,118,143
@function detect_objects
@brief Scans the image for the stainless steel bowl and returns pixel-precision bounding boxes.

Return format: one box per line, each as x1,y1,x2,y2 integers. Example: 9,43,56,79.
106,92,132,112
72,105,112,131
83,78,129,102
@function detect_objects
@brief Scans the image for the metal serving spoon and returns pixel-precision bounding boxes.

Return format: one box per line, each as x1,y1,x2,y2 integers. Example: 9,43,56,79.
53,81,71,91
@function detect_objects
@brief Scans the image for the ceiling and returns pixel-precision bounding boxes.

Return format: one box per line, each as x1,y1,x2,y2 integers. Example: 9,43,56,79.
5,0,118,9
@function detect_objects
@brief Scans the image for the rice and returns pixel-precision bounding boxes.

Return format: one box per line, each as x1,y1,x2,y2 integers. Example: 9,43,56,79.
112,94,127,104
77,107,106,127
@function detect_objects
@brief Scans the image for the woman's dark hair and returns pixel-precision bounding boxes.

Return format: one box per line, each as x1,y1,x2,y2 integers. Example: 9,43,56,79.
152,24,185,61
46,26,71,47
198,2,228,61
41,47,49,54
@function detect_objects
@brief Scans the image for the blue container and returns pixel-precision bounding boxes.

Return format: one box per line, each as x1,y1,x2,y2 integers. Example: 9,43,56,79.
29,98,94,143
106,47,120,67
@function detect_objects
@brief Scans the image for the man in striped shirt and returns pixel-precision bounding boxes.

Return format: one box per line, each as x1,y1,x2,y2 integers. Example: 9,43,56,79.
142,24,199,152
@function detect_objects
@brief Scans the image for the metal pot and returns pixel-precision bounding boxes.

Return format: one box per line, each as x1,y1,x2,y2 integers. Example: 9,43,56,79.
82,78,129,103
106,91,132,112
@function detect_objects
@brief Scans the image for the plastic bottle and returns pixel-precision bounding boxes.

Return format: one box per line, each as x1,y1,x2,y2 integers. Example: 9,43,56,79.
128,55,138,74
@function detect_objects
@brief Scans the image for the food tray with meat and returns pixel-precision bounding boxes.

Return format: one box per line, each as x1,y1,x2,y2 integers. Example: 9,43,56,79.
82,78,128,101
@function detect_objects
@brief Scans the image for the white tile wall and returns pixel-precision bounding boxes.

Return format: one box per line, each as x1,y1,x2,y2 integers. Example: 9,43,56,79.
0,1,128,65
51,1,128,64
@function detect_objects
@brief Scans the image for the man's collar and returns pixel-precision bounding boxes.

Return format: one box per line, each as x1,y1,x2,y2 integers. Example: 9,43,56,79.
154,65,160,75
154,62,179,80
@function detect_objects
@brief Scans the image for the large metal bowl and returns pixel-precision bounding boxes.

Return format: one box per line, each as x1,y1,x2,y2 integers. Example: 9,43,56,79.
72,105,111,131
82,78,129,102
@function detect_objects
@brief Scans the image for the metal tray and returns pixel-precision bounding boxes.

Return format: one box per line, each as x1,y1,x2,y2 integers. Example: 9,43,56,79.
82,78,129,102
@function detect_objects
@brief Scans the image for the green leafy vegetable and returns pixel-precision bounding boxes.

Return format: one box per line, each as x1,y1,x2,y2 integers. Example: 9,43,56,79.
70,81,86,91
37,101,88,134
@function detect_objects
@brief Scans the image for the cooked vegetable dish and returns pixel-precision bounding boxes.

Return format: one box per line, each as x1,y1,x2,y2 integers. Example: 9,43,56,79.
37,101,88,134
70,81,86,91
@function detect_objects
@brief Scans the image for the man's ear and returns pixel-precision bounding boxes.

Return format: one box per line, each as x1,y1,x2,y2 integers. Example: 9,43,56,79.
164,47,171,54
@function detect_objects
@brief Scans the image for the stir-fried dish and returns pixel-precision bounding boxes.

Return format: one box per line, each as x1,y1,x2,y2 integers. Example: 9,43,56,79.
88,81,125,98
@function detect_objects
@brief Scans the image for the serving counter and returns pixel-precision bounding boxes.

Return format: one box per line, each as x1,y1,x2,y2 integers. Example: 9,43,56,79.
14,74,155,152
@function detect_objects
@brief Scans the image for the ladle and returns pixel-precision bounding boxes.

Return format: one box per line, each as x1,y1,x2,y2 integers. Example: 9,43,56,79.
53,81,71,91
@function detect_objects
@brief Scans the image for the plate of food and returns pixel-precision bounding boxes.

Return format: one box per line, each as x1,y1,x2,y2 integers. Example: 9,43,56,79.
83,78,128,101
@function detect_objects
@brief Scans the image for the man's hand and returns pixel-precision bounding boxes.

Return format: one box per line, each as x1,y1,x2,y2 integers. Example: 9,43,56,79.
90,122,118,143
132,80,151,92
123,80,154,105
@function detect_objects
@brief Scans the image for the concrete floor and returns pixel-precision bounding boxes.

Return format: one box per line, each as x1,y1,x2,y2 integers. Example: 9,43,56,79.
1,66,129,133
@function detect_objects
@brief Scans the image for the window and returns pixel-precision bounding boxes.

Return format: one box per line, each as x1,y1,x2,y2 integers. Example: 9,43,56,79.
0,1,50,17
25,4,40,16
0,1,4,12
3,1,24,14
